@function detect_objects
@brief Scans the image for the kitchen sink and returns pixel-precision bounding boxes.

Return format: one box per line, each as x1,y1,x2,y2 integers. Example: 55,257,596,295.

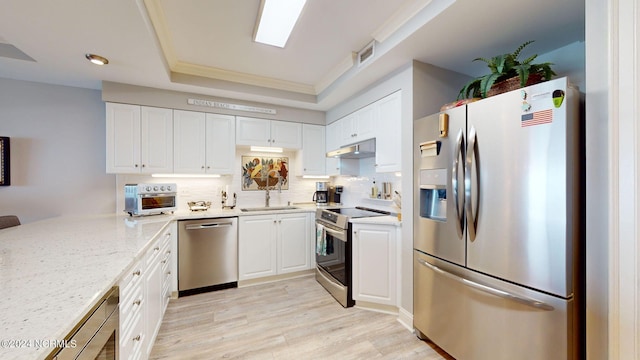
240,206,299,212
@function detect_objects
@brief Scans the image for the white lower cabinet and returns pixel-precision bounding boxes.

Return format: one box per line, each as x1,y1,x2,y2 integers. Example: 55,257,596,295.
352,223,398,306
120,223,174,360
239,213,311,281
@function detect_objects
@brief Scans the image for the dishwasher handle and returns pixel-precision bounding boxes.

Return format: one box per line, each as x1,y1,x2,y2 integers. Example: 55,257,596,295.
185,222,234,230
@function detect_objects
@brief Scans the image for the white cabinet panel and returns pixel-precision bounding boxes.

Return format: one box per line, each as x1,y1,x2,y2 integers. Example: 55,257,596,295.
205,113,235,174
173,110,206,173
236,117,302,149
107,103,141,173
352,223,398,306
174,111,235,174
141,106,173,173
278,213,310,274
239,213,312,281
106,103,173,174
339,106,377,147
270,120,302,149
300,124,326,176
374,91,402,173
236,116,271,147
239,215,278,280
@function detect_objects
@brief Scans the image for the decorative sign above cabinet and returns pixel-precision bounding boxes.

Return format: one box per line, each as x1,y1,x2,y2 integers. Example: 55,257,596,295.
187,98,276,115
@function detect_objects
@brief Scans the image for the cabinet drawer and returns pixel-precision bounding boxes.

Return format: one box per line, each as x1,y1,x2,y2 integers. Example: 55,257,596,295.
119,311,145,360
146,238,163,267
120,261,144,294
120,284,143,335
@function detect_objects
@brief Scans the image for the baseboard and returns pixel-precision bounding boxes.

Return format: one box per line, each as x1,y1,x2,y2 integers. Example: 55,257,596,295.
238,269,314,287
354,301,399,315
397,306,414,333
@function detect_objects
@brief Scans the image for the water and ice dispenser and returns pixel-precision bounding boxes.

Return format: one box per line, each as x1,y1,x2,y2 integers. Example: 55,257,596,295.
419,168,447,221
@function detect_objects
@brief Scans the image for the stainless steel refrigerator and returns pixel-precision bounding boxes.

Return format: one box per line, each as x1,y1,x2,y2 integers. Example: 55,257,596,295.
413,77,584,359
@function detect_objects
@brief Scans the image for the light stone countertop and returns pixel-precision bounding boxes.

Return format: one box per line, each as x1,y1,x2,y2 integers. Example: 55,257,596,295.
349,215,402,227
0,205,320,360
0,203,391,359
0,214,174,360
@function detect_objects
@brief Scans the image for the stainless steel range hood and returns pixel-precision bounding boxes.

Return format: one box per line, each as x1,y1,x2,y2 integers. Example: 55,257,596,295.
326,138,375,159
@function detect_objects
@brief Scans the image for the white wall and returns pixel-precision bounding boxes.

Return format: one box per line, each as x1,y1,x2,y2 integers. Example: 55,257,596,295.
585,1,609,357
0,78,115,224
588,0,640,358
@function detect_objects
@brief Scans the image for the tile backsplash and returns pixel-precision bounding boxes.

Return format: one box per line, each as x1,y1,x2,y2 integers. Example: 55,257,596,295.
115,150,402,214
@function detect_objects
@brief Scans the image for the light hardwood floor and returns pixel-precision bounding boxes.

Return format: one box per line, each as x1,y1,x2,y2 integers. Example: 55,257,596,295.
150,275,453,360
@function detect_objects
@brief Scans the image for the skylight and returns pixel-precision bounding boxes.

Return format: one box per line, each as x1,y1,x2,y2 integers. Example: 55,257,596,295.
253,0,307,48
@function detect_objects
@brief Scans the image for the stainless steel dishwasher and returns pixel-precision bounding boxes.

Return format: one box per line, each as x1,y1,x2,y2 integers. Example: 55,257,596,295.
178,217,238,296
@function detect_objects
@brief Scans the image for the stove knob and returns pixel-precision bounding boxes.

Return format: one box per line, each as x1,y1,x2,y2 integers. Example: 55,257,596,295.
145,186,151,192
167,185,172,191
153,186,159,191
160,186,165,191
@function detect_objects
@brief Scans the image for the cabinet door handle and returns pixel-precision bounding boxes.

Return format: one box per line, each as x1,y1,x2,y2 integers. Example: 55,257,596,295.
133,335,141,342
133,299,141,306
133,270,141,276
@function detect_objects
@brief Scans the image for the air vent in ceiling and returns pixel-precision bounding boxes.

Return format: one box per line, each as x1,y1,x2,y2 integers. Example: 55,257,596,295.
357,41,375,67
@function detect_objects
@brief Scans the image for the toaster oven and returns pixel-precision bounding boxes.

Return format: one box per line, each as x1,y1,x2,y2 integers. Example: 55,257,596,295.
124,183,177,216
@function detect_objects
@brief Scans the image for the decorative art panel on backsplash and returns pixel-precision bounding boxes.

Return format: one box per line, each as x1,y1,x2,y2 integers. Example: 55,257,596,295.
241,156,289,191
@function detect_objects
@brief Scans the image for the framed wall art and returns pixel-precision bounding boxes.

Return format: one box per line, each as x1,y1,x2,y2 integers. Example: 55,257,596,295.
0,137,9,186
241,156,289,191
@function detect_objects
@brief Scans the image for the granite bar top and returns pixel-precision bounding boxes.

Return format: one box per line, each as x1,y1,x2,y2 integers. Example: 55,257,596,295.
0,203,394,359
0,214,172,360
0,205,320,360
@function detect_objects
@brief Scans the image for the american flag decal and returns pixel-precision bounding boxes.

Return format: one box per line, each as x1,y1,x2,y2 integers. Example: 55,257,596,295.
521,109,553,127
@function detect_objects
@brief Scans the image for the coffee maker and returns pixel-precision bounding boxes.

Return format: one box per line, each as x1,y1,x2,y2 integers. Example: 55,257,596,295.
329,185,343,204
312,182,328,205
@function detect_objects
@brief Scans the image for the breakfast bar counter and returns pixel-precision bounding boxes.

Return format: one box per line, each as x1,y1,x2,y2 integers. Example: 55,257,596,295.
0,205,321,360
0,214,172,360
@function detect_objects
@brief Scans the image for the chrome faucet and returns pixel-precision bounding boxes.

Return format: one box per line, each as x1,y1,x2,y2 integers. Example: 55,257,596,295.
262,169,281,207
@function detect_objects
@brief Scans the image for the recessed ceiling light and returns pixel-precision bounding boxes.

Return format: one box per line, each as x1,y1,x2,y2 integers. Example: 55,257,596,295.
85,53,109,65
254,0,307,48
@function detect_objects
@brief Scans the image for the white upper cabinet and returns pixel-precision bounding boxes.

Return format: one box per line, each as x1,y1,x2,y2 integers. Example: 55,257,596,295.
299,124,326,176
374,90,402,173
205,113,236,174
173,110,206,174
106,103,173,174
236,116,302,149
174,110,235,174
141,106,174,174
340,105,377,146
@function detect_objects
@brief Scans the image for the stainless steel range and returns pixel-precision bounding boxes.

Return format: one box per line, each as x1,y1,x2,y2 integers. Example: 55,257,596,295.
315,206,389,307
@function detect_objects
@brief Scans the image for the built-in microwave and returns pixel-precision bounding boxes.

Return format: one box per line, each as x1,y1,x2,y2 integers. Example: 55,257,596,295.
124,183,177,216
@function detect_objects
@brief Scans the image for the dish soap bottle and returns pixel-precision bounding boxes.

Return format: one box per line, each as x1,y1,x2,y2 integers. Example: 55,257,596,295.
372,178,378,198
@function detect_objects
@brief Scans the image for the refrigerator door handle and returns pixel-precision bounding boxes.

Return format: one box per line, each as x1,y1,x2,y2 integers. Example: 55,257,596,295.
452,129,465,238
417,258,554,311
465,126,479,241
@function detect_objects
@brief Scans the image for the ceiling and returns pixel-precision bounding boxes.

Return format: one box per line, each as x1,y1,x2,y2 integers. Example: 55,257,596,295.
0,0,584,111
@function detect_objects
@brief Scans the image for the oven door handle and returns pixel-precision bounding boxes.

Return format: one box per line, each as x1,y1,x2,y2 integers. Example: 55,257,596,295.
321,225,347,242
